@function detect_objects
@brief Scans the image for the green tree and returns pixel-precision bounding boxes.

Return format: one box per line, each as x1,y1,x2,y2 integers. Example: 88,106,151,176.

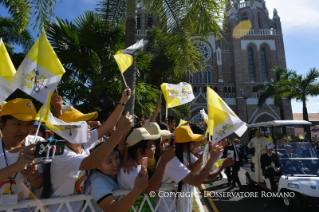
282,68,319,140
99,0,225,117
0,0,60,31
47,11,159,116
253,67,295,134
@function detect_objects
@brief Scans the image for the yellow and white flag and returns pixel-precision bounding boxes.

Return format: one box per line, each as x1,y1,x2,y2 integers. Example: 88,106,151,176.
207,86,247,145
114,39,147,73
0,39,17,102
178,119,188,127
13,33,65,104
36,92,88,144
161,82,195,108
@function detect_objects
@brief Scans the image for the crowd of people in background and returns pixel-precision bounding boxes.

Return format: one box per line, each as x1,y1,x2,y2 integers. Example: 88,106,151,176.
0,87,235,212
1,86,319,211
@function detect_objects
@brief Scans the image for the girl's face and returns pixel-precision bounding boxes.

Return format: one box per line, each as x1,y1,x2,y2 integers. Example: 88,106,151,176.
98,151,120,176
143,140,156,158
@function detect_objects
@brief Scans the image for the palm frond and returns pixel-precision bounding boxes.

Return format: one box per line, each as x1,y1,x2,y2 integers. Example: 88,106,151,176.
0,0,30,31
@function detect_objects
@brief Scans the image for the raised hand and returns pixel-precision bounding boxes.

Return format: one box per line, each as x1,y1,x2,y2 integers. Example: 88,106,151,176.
221,157,234,168
117,112,133,134
134,168,149,192
160,146,175,164
120,86,131,104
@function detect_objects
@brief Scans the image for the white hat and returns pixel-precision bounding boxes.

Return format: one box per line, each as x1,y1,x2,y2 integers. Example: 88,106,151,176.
126,128,161,147
143,122,171,137
267,142,275,150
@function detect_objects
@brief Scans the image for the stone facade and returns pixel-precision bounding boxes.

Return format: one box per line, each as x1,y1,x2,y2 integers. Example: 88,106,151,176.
136,0,294,143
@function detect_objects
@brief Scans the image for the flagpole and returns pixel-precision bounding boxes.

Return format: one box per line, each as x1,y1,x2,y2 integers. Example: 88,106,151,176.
121,72,128,87
166,104,168,120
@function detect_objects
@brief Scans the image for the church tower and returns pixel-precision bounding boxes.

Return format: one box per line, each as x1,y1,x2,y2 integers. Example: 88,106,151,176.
189,0,293,141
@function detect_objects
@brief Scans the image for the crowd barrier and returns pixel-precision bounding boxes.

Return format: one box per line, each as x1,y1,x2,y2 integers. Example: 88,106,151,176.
0,183,177,212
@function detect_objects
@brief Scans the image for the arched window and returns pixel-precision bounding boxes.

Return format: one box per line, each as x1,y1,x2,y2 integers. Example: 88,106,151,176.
224,87,228,98
195,72,202,83
261,47,268,81
193,86,197,93
248,47,255,81
242,13,248,21
147,15,153,28
258,14,262,29
228,87,231,96
214,86,218,94
137,15,141,29
232,87,236,98
204,67,212,83
188,72,193,83
192,114,204,124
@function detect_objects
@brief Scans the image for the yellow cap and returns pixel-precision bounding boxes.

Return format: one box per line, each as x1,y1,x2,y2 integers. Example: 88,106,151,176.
59,106,98,123
0,99,37,121
173,126,203,143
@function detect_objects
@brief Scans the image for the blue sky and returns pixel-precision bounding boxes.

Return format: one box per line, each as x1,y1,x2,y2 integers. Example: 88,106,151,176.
1,0,319,114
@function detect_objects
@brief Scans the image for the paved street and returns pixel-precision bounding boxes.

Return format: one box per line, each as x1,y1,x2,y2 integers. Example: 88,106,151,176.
199,162,319,212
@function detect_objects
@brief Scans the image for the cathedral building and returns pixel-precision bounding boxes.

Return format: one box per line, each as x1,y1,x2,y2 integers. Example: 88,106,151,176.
137,0,294,142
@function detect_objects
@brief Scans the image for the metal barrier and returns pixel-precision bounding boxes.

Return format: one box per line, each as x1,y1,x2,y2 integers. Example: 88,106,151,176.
0,183,177,212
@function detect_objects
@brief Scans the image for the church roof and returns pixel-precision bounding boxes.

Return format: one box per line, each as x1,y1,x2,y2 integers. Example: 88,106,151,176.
293,113,319,121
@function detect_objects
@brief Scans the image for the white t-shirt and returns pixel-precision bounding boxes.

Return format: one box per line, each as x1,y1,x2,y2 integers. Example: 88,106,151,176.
156,152,197,212
0,136,45,203
48,130,98,212
117,162,141,189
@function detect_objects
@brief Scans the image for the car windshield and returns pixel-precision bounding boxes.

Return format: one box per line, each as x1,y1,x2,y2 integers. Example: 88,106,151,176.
277,142,319,176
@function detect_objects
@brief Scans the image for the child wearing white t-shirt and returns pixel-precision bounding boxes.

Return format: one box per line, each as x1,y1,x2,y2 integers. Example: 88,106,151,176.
155,126,231,212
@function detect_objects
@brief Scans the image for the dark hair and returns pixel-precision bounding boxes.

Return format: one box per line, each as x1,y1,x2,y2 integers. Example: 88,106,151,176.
96,111,112,123
41,163,52,198
127,140,149,160
189,123,204,135
0,115,14,126
175,142,191,195
159,122,169,130
154,138,162,162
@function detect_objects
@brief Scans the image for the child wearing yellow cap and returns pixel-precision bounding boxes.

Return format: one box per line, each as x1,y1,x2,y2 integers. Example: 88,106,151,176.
154,125,233,212
0,99,45,205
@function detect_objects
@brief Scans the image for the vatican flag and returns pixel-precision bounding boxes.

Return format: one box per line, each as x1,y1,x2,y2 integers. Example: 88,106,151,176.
0,39,17,102
36,93,88,144
114,39,147,73
207,86,247,145
13,33,65,104
161,82,195,108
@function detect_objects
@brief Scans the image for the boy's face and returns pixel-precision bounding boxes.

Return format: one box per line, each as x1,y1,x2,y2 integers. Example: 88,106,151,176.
0,117,34,144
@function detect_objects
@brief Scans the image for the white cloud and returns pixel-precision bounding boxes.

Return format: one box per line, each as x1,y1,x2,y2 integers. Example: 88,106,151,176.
265,0,319,35
291,96,319,113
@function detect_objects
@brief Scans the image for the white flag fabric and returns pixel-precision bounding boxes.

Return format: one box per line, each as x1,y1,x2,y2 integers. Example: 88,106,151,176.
207,86,247,145
12,33,65,104
46,112,89,144
161,82,195,108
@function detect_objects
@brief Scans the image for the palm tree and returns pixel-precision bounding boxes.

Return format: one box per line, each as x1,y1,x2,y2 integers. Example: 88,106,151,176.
253,67,295,134
0,0,60,32
98,0,225,117
282,68,319,140
47,11,159,115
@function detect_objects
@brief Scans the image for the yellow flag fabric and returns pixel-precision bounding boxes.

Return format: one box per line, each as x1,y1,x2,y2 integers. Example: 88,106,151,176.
161,82,195,108
0,39,17,102
0,39,16,82
232,20,252,39
113,39,147,73
268,135,273,142
207,86,247,144
214,159,225,168
178,119,188,127
113,50,133,73
13,33,65,104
